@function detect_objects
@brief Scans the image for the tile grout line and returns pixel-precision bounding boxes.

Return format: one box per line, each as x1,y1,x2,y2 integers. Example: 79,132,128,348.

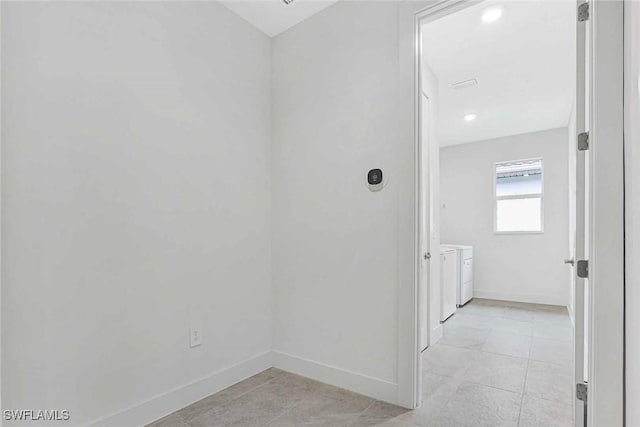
261,405,295,427
236,371,283,399
435,341,533,361
518,356,531,426
360,400,377,415
518,319,533,427
460,378,527,396
525,393,574,406
260,375,323,427
425,364,526,396
427,376,463,425
344,400,378,427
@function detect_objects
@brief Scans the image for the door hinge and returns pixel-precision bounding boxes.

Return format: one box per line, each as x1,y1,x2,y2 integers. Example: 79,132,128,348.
578,132,589,151
577,260,589,278
578,2,589,22
576,382,588,402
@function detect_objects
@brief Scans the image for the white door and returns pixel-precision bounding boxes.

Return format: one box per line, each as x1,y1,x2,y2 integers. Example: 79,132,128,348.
419,92,430,351
574,2,590,425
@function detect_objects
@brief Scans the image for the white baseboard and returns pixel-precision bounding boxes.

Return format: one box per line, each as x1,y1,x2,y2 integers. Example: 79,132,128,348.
89,351,273,427
430,324,443,345
89,351,400,426
272,351,398,404
473,289,568,307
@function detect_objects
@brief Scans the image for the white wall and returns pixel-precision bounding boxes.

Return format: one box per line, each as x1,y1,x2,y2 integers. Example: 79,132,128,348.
1,3,272,425
440,128,570,306
624,1,640,425
271,0,412,402
1,0,432,415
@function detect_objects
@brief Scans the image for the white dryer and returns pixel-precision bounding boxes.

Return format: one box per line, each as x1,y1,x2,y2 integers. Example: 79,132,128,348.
441,244,473,306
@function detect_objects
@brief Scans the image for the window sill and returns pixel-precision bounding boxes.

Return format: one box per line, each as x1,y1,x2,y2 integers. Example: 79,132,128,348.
494,230,544,235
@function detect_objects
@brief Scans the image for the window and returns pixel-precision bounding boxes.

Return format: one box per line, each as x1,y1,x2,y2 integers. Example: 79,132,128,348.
494,158,543,233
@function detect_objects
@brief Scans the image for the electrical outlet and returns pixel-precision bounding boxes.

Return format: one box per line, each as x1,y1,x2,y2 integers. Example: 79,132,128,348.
189,327,202,348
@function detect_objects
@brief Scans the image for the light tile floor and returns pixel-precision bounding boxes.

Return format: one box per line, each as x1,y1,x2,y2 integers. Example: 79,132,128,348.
148,299,573,427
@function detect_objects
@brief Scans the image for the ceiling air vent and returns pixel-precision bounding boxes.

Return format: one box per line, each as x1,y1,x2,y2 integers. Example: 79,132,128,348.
451,79,478,90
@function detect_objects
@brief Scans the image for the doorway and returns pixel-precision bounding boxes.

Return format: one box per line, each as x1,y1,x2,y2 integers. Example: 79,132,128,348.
412,0,624,425
415,1,583,425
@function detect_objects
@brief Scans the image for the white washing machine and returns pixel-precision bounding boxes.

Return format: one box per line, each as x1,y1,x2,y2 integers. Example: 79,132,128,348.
441,244,473,306
440,247,458,322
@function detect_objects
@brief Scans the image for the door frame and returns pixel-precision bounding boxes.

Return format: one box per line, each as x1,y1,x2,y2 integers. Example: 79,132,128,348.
405,1,624,424
585,1,624,425
408,1,477,408
419,91,431,354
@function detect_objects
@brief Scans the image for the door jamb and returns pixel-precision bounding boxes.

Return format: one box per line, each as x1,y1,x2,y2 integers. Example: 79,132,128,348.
419,90,431,355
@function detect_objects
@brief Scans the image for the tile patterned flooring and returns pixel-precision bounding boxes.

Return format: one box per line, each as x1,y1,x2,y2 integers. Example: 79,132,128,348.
148,299,573,427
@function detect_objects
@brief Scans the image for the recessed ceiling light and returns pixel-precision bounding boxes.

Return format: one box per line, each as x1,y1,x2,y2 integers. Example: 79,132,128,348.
464,114,477,122
481,6,503,23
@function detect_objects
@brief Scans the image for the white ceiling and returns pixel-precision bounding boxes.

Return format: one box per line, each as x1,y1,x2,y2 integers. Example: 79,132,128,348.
221,0,339,37
421,1,575,147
